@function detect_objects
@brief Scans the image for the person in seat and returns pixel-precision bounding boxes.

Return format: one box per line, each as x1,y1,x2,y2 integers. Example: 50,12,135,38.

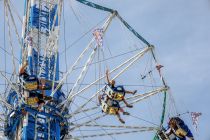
19,62,52,110
106,69,136,108
166,117,194,140
98,94,129,124
19,62,56,91
26,90,52,111
19,61,40,90
19,62,29,79
39,78,61,90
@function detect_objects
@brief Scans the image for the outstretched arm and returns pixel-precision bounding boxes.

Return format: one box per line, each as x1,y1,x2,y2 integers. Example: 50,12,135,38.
125,90,133,94
125,90,137,95
19,62,28,74
106,69,111,84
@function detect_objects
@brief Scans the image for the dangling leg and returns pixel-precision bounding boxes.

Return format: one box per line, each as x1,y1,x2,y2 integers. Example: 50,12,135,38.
37,100,45,111
119,107,130,115
123,98,133,108
116,112,125,124
38,79,52,90
125,90,137,95
38,79,46,90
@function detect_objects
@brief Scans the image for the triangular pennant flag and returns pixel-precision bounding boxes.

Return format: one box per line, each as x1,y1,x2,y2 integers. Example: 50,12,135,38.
93,28,104,47
191,112,202,132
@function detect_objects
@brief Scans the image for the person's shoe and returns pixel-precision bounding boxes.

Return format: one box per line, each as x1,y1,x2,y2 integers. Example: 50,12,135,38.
133,90,137,95
119,118,125,124
123,112,130,115
126,104,133,108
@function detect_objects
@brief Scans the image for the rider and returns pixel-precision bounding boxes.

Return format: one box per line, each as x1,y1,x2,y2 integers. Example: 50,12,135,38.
19,62,52,110
166,117,194,140
19,61,41,90
19,61,30,80
106,69,137,108
19,62,54,90
98,94,129,124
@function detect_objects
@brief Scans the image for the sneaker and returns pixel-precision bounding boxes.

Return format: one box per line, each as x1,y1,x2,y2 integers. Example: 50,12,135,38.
126,104,133,108
133,90,137,95
123,112,130,115
119,118,125,124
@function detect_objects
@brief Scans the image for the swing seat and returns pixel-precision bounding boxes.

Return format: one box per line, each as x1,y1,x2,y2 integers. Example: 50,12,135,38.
108,107,119,115
27,97,39,105
101,100,119,115
175,128,187,138
22,75,38,90
104,85,125,101
114,92,124,101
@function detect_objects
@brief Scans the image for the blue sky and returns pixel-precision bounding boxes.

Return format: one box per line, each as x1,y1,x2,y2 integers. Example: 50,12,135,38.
94,0,210,139
0,0,210,139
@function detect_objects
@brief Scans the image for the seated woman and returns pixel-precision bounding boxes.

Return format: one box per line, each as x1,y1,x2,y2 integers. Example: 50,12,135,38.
98,94,129,124
105,69,137,108
166,117,194,140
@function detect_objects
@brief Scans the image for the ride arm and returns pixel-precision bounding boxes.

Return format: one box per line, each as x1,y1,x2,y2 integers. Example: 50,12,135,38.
106,69,111,84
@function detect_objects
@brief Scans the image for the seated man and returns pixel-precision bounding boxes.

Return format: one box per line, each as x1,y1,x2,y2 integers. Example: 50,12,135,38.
106,69,137,108
98,94,129,124
166,117,194,140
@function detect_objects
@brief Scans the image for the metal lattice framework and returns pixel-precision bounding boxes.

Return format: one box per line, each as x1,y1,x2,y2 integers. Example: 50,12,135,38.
0,0,179,140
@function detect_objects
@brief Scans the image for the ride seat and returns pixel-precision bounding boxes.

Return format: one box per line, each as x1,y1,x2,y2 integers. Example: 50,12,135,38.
101,100,119,115
27,97,39,105
104,85,125,101
21,75,39,91
174,128,187,138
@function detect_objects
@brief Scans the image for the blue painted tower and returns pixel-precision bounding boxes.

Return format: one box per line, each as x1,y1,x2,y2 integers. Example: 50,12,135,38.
4,0,69,139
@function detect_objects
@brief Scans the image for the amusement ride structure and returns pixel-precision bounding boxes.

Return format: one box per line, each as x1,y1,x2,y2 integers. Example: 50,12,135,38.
0,0,200,140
